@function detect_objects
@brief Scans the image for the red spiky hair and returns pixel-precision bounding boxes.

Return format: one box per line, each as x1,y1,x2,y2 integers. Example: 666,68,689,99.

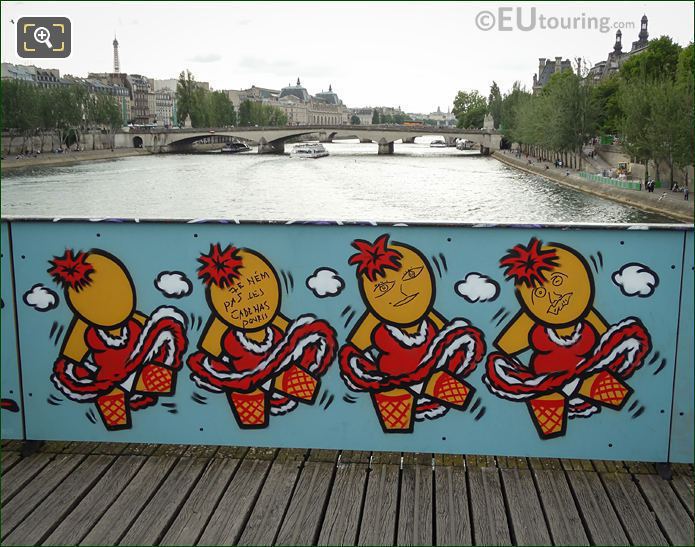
48,249,95,291
348,234,402,282
197,243,244,288
500,238,559,288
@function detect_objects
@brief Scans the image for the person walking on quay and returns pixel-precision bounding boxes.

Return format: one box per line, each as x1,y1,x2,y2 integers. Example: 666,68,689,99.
684,186,689,201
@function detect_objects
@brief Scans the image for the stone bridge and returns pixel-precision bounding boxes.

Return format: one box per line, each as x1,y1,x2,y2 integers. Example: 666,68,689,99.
116,125,502,155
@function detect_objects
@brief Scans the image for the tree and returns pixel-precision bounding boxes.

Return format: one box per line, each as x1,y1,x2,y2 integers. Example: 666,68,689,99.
350,114,361,125
620,36,682,82
499,82,531,141
592,76,623,135
176,69,198,126
488,82,503,129
238,99,253,126
372,109,380,124
452,90,487,128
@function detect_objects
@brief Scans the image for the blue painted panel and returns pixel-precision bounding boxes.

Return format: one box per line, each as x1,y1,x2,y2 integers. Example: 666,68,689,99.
1,222,24,438
670,230,694,463
5,220,691,462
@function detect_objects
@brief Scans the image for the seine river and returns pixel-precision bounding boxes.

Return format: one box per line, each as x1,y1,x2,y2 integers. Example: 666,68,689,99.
1,140,671,223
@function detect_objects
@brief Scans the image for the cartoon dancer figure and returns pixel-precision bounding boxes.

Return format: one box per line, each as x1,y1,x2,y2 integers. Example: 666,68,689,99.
187,244,338,428
484,238,651,439
339,234,486,433
49,249,188,431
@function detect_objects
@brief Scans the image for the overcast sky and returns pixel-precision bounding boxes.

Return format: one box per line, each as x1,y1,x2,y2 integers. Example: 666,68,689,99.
2,1,693,113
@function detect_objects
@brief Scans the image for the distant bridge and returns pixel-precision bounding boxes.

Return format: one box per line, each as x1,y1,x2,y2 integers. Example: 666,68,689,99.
118,125,502,155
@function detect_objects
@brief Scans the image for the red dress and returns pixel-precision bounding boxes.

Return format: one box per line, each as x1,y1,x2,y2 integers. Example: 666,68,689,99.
529,323,597,376
84,319,144,384
372,321,436,376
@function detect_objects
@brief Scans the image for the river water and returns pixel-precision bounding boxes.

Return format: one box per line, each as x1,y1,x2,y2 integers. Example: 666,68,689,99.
0,140,671,223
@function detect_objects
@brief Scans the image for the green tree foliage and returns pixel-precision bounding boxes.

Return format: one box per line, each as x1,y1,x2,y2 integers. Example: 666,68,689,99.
2,80,123,152
372,109,380,124
499,82,532,141
237,99,287,127
488,81,503,129
452,90,487,128
175,70,237,127
350,114,361,125
620,36,682,82
592,76,623,134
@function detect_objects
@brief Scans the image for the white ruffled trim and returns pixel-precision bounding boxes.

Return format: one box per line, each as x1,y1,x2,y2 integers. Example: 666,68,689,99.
97,326,129,348
236,327,274,354
568,397,600,419
128,306,187,367
414,397,449,421
546,322,583,347
269,392,298,415
385,321,428,347
197,315,326,382
50,372,99,402
586,318,643,376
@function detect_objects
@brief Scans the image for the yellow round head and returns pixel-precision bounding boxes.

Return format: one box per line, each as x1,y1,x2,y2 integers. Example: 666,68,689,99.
515,245,594,327
358,242,434,327
207,248,280,331
66,251,136,328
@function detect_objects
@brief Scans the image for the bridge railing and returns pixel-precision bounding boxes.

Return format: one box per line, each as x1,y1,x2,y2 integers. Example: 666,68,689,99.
1,218,692,463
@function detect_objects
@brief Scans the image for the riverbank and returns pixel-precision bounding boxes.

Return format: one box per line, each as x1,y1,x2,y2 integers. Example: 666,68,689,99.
493,152,694,223
1,148,151,171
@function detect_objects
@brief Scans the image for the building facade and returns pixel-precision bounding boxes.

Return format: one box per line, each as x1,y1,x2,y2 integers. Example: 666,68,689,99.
155,89,177,127
532,57,573,93
587,15,650,83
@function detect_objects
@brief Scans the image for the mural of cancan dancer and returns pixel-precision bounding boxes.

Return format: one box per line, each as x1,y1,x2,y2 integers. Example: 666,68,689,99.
484,238,652,439
187,244,338,429
339,234,486,433
48,249,188,431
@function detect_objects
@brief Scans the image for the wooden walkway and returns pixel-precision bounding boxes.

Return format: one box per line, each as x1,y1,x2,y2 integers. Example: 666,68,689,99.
1,440,692,546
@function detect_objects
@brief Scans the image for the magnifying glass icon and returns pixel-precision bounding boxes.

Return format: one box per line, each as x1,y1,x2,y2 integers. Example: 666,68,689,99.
33,26,53,49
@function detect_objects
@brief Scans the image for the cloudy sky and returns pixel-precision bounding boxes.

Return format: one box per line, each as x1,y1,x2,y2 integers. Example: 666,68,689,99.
2,1,693,113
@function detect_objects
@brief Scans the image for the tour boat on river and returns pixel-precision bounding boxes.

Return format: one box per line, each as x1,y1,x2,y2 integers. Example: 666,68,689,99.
290,143,329,159
429,138,446,148
221,141,251,153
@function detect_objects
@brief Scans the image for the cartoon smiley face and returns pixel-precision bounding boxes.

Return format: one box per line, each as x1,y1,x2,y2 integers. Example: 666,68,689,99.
517,245,594,327
67,252,135,329
361,243,434,326
209,249,281,331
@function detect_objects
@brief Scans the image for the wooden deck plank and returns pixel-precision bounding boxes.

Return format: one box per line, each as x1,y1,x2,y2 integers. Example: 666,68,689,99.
275,460,335,546
160,457,242,546
237,450,305,546
1,454,86,538
468,466,511,545
670,473,694,519
434,464,471,546
1,450,21,474
397,463,432,546
1,452,55,504
501,468,551,546
318,463,368,546
566,470,628,545
3,455,113,545
79,456,177,545
118,456,209,545
44,455,146,546
198,457,273,545
357,462,399,546
600,472,668,546
636,474,695,546
531,467,589,545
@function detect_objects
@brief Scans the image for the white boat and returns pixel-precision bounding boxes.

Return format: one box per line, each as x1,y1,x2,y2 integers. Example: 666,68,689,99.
429,139,446,148
221,141,251,153
290,143,329,158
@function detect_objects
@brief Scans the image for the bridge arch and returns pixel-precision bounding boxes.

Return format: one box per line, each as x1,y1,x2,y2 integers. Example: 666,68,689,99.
133,136,143,148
